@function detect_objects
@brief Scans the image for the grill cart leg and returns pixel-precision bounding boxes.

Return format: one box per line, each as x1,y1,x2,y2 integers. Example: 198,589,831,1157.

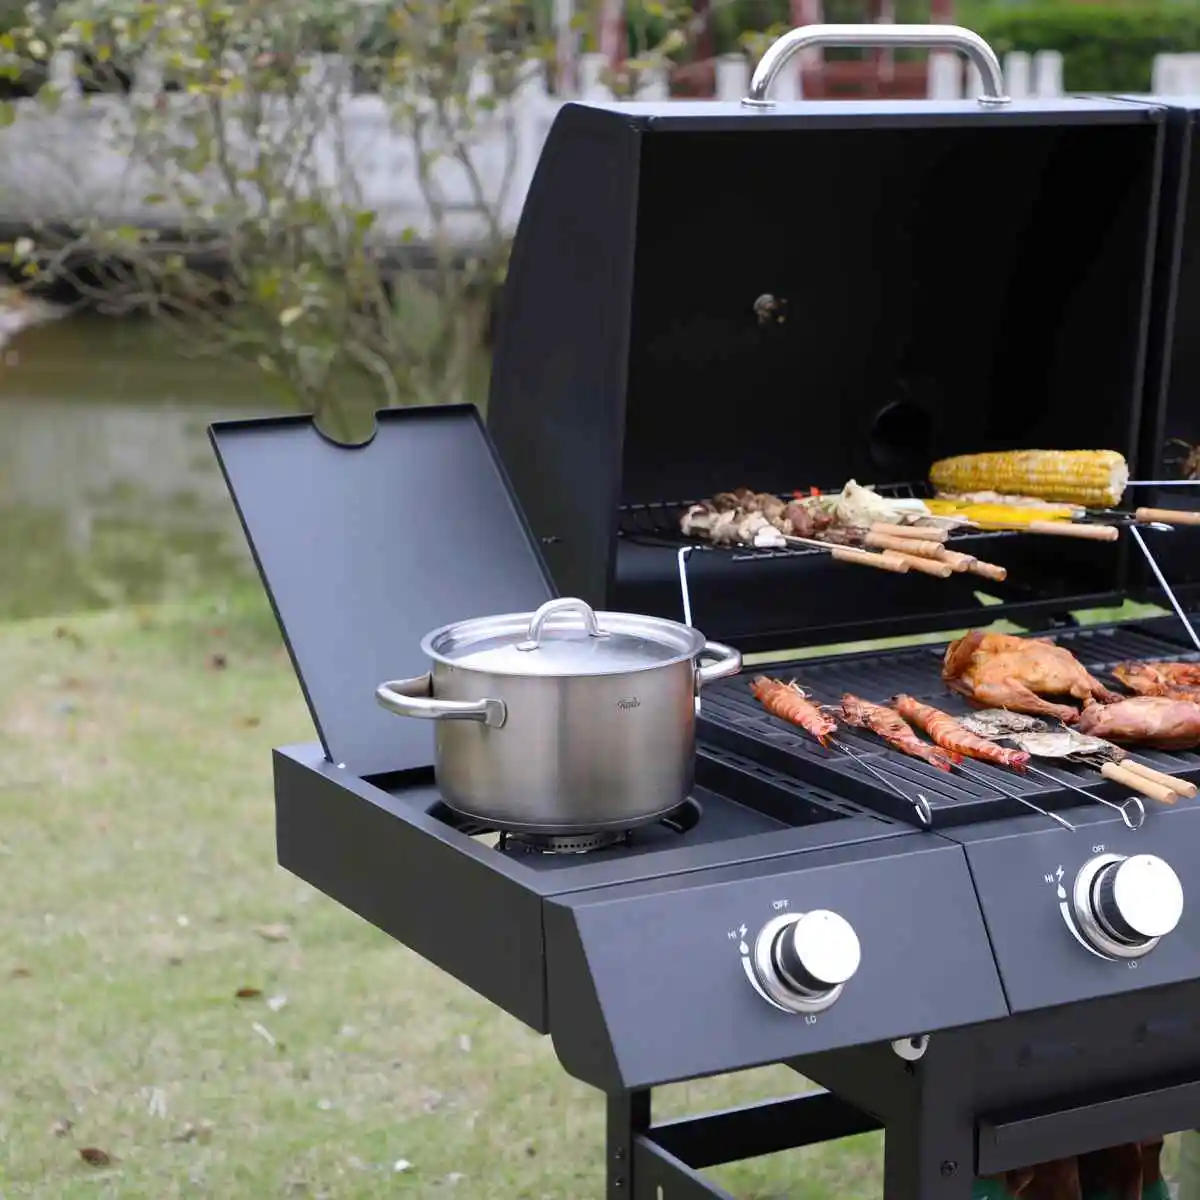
881,1101,975,1200
608,1087,882,1199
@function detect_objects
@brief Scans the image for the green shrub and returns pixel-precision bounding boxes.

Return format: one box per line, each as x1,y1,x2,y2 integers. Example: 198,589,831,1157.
627,0,1200,95
970,4,1200,94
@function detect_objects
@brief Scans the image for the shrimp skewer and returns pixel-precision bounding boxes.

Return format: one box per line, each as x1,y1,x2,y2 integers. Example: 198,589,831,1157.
893,694,1031,771
841,693,958,772
750,677,837,746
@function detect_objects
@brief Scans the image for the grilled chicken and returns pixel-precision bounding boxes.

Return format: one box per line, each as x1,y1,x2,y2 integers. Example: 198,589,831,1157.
1075,695,1200,751
1114,660,1200,702
941,631,1121,724
840,693,957,771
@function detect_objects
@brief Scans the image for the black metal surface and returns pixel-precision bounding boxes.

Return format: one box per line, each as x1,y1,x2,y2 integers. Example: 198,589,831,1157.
209,406,554,778
647,1089,881,1168
1127,98,1200,601
950,802,1200,1013
543,836,1006,1092
976,1071,1200,1175
700,623,1200,827
274,740,901,1032
799,983,1200,1197
488,99,1164,651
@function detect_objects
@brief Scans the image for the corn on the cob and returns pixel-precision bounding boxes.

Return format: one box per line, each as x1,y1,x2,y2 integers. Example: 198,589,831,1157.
928,450,1128,508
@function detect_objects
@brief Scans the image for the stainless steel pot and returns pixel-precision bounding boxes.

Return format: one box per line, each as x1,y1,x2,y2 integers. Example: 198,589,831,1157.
375,597,742,834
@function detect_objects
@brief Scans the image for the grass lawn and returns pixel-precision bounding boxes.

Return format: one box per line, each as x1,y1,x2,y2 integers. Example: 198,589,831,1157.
0,593,884,1199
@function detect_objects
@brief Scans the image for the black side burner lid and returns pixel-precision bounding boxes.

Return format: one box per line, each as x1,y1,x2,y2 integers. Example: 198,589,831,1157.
210,405,555,778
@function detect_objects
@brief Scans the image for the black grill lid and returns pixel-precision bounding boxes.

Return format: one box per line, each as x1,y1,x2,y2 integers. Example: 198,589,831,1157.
210,405,554,778
1122,97,1200,602
488,98,1166,650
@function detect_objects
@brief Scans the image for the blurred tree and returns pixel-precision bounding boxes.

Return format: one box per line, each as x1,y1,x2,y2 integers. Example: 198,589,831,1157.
0,0,695,432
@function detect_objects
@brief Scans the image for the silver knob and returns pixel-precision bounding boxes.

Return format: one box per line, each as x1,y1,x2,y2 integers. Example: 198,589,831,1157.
750,910,861,1014
1071,853,1184,960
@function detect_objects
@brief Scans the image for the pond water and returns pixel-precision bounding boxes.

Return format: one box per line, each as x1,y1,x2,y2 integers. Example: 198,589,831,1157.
0,314,401,619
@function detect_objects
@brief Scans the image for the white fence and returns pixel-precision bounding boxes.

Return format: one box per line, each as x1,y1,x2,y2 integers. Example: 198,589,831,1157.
0,48,1196,245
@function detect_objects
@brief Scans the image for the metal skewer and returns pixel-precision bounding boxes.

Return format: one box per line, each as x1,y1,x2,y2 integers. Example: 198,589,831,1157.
677,546,695,627
1128,524,1200,653
1019,762,1144,830
830,737,933,827
949,759,1076,830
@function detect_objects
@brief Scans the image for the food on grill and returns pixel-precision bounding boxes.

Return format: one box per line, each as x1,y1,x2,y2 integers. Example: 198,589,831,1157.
941,631,1122,723
840,693,957,771
958,709,1049,738
892,694,1030,770
934,490,1085,513
925,498,1079,526
750,676,837,746
928,449,1129,507
681,503,790,549
832,480,930,528
1006,728,1121,761
1113,660,1200,701
1075,695,1200,750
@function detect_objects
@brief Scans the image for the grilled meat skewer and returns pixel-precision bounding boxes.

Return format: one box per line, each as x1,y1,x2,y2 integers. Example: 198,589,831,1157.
840,694,958,771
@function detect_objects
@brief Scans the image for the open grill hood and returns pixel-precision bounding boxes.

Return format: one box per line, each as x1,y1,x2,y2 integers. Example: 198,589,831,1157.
487,98,1167,653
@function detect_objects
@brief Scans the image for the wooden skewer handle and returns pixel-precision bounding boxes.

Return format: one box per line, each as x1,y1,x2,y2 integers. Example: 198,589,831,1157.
1122,759,1198,798
1135,507,1200,526
1099,761,1178,804
869,522,949,544
937,548,977,573
967,559,1008,583
864,531,945,559
1026,520,1120,542
889,551,954,578
830,545,910,573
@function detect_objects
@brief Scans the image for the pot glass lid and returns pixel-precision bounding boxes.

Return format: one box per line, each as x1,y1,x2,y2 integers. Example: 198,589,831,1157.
424,598,706,677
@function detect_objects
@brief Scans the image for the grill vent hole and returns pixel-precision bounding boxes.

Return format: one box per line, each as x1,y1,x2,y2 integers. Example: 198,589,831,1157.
868,400,934,481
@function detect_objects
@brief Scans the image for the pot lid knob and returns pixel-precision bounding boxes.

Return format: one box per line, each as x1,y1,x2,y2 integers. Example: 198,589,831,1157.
517,597,609,652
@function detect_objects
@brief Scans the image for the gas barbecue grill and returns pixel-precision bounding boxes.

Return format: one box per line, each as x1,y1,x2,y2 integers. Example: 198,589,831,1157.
211,26,1200,1200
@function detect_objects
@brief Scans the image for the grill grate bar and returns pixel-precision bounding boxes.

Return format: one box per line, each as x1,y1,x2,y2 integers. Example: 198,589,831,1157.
703,626,1200,828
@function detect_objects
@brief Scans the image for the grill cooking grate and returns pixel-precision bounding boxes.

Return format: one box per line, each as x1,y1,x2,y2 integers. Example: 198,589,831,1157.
699,625,1200,828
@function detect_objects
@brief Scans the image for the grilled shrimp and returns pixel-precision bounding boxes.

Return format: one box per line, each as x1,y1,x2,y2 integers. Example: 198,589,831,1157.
841,693,957,771
750,677,837,747
893,694,1030,771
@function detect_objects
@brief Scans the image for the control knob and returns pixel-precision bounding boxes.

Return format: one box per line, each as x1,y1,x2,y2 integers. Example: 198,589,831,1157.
1071,853,1184,959
749,910,861,1014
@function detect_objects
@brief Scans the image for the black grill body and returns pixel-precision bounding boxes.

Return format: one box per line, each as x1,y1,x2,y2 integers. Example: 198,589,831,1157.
207,91,1200,1200
488,99,1165,651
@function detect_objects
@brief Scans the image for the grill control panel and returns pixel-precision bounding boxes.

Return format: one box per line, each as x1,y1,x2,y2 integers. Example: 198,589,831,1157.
1071,853,1184,960
956,804,1200,1015
748,910,862,1013
543,838,1008,1092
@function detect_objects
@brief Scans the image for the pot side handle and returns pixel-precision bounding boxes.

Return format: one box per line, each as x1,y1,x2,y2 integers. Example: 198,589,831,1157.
696,642,743,690
376,674,507,729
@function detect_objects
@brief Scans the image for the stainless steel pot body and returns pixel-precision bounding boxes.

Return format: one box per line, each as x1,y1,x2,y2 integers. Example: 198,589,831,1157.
376,598,742,834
